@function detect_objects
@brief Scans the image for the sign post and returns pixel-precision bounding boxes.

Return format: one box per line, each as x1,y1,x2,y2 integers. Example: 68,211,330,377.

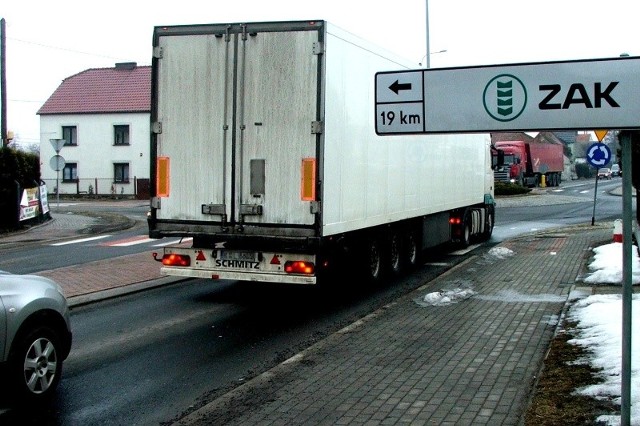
586,141,611,226
620,131,633,425
49,138,65,208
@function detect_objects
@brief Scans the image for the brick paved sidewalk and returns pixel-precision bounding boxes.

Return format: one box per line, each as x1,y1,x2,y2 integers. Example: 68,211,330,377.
174,225,612,425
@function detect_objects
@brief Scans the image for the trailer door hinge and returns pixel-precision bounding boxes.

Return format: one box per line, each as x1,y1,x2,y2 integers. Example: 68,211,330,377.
201,204,226,215
153,46,163,59
312,42,324,55
311,121,323,134
239,204,263,216
150,197,161,209
152,122,162,134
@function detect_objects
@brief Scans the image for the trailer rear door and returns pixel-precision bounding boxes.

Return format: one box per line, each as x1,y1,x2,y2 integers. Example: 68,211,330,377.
153,22,322,233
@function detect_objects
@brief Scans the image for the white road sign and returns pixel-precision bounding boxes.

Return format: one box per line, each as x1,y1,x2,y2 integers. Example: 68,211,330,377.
375,56,640,135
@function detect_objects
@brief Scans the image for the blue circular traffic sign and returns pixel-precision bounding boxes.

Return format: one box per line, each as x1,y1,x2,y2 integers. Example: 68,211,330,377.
586,143,611,168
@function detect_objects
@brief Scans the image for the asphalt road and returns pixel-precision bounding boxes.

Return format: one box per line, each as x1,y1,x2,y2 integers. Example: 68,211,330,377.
0,250,472,425
0,178,632,424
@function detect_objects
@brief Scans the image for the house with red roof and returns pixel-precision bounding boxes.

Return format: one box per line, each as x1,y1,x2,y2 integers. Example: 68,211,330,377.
38,62,151,197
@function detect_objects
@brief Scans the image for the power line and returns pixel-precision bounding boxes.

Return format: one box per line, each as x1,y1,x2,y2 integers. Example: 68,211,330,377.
8,36,128,61
9,98,44,103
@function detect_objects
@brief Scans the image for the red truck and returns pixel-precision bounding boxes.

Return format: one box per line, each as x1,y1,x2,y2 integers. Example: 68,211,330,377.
493,140,564,187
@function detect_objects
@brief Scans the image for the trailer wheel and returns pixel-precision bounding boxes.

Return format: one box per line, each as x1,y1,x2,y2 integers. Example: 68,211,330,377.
482,209,494,240
403,231,420,270
363,237,384,285
388,231,402,277
460,217,472,248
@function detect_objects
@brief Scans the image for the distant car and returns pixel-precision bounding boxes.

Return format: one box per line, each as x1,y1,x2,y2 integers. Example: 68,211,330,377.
597,168,612,180
0,271,72,402
611,164,621,177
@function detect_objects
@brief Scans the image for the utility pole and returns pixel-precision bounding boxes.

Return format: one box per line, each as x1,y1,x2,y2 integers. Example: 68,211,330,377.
1,18,7,148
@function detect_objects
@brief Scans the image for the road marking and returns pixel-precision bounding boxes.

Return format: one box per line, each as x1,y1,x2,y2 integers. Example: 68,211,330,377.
50,235,111,246
104,236,156,247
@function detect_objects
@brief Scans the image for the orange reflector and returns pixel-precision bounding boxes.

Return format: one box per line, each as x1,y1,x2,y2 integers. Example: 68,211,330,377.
162,253,190,267
284,261,315,275
156,156,170,197
195,251,206,261
301,158,316,201
270,255,281,265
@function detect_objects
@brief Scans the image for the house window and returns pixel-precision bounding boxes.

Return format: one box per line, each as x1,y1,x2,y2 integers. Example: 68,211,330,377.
114,163,129,183
62,126,77,146
62,163,78,182
114,125,130,145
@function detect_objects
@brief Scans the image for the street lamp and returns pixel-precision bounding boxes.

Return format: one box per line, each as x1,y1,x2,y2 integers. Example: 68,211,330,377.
419,49,447,67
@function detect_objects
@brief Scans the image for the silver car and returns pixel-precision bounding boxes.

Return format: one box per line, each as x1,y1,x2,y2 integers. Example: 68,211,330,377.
0,270,72,402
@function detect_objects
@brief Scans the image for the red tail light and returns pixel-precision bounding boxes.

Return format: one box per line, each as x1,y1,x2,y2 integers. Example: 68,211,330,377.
449,217,462,225
162,254,191,267
284,261,315,275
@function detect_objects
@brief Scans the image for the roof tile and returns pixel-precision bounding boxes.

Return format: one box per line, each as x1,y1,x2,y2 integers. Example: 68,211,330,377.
38,65,151,115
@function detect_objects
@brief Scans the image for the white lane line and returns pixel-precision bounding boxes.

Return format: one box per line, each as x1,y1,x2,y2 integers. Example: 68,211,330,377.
107,237,157,247
50,235,111,246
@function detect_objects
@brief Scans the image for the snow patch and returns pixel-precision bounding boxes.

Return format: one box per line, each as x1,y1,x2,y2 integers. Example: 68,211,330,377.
416,279,476,307
487,246,515,259
582,242,640,285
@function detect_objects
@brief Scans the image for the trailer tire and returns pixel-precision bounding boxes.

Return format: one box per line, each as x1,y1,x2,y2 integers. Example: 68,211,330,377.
403,230,420,270
482,208,494,240
388,230,402,277
459,216,472,248
362,236,384,285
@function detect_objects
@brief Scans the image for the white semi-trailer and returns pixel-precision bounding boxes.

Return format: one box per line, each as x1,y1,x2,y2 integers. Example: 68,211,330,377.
148,20,495,285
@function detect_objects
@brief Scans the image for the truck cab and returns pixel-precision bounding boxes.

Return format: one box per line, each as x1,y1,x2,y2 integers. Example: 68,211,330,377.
493,143,527,185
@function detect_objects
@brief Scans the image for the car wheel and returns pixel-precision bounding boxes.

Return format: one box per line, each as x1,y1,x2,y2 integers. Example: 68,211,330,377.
9,325,63,402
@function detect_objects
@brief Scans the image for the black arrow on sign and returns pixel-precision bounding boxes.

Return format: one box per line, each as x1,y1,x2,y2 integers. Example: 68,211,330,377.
389,80,412,94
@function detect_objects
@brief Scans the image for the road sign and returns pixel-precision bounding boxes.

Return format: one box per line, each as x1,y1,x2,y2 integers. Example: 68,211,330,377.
49,155,66,171
375,56,640,135
586,142,611,168
594,130,609,142
50,138,65,153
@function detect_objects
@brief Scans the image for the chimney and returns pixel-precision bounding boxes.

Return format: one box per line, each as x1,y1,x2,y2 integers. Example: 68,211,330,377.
115,62,137,70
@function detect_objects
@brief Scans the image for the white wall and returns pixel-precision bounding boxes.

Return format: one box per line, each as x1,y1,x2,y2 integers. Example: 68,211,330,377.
39,112,149,195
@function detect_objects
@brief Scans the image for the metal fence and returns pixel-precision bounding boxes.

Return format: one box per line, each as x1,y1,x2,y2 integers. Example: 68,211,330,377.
41,177,150,199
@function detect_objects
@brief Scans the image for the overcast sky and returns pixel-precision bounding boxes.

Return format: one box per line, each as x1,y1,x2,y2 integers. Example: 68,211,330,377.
2,0,639,147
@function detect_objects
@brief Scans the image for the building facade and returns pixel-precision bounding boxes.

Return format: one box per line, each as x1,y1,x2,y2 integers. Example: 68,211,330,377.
38,63,151,198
